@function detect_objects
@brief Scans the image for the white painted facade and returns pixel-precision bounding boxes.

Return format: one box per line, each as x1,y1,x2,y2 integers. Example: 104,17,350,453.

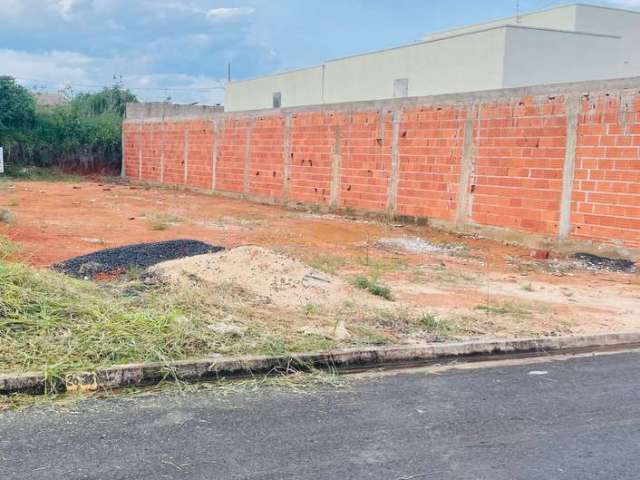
224,4,640,112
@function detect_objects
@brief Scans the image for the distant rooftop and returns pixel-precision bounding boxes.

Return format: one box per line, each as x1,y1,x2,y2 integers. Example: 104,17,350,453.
31,92,69,107
424,3,640,41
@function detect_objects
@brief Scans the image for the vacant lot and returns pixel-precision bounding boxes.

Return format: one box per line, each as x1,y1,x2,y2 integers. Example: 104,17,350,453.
1,178,639,381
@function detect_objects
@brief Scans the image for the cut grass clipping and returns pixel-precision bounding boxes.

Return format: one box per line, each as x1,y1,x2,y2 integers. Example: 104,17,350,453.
352,276,393,301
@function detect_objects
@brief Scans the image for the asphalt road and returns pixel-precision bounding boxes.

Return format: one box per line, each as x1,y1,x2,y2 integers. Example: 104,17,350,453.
2,351,640,480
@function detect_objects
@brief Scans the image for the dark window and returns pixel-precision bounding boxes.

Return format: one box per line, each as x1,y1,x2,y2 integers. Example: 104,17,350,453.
273,92,282,108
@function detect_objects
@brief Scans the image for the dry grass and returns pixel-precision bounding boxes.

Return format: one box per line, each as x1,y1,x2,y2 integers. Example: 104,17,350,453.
0,209,15,224
0,243,452,391
148,213,183,231
0,368,349,412
0,236,19,260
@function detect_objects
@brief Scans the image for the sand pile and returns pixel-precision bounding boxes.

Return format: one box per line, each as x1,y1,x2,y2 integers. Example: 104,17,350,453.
149,246,376,310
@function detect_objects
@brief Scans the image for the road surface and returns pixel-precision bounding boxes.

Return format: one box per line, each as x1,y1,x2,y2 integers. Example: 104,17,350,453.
2,351,640,479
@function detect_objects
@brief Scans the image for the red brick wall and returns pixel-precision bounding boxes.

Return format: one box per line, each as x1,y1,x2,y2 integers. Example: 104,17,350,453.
571,95,640,248
122,123,139,179
163,121,185,185
249,116,285,199
185,120,214,190
339,110,393,212
471,96,566,235
397,106,467,220
216,117,250,194
287,112,335,204
140,122,162,182
123,84,640,250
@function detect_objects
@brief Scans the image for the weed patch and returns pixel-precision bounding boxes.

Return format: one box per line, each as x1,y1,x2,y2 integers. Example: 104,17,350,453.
2,166,83,182
149,214,183,231
307,254,347,275
352,276,393,300
474,300,532,318
419,313,454,337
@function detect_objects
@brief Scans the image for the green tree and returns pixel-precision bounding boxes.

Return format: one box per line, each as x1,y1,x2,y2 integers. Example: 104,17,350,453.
72,86,137,117
0,77,138,173
0,76,36,144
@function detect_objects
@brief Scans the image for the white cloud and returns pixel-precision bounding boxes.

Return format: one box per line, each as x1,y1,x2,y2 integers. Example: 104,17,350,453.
0,49,98,87
140,2,256,21
206,7,255,21
55,0,77,20
0,48,225,104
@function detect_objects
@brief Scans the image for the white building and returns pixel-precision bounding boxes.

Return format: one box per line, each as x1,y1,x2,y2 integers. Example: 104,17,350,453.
224,3,640,112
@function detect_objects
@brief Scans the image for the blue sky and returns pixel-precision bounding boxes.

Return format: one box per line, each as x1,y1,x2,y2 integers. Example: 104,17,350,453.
0,0,638,104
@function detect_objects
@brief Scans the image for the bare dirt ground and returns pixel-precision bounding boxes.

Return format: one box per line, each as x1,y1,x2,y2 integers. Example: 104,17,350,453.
1,179,639,340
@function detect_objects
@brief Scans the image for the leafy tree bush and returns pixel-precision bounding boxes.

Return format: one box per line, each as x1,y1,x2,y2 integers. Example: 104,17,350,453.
0,76,137,173
0,76,36,140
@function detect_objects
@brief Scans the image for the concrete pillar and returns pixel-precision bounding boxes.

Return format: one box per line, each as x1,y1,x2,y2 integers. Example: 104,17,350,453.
559,96,581,239
329,124,342,208
120,124,126,178
160,119,166,184
211,119,219,191
386,109,401,215
455,106,478,227
183,128,189,185
243,119,254,196
282,114,292,200
137,124,142,180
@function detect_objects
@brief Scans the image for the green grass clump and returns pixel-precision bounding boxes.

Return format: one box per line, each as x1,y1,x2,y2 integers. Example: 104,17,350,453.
1,166,82,182
474,301,532,318
0,261,268,387
419,313,453,338
352,276,393,301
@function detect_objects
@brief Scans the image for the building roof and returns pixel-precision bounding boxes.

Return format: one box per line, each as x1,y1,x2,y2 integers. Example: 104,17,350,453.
423,3,639,41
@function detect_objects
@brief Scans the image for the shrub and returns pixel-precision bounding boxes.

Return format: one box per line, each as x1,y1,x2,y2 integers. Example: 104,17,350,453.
0,76,137,173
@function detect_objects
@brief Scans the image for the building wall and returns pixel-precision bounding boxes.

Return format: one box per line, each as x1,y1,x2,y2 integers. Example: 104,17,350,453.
223,5,640,113
225,66,324,112
321,27,506,104
424,4,579,40
224,28,507,112
574,6,640,77
502,26,622,88
124,78,640,253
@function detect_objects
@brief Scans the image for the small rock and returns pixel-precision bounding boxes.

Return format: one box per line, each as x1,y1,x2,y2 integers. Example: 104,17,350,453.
207,323,246,337
77,261,104,276
530,249,550,260
333,319,350,341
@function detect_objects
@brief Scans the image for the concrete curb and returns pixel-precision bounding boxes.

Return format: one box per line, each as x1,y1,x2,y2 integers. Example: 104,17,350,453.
3,332,640,395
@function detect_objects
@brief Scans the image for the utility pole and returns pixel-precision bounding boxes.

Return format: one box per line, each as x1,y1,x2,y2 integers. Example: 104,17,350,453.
227,63,231,83
516,0,522,24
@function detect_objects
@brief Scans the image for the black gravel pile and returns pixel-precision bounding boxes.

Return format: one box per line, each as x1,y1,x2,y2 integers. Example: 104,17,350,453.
573,253,636,273
54,240,223,279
